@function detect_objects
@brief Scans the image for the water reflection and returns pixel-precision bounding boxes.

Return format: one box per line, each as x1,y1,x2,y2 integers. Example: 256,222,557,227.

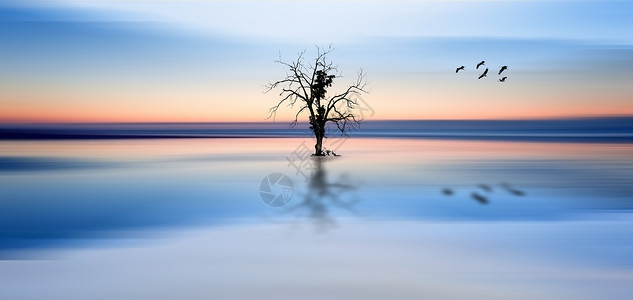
1,138,633,298
0,156,117,172
471,192,489,205
477,183,492,193
285,157,361,232
442,182,527,205
501,182,526,196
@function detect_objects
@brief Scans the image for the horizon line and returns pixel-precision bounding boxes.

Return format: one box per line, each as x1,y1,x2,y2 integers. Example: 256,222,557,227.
2,115,633,125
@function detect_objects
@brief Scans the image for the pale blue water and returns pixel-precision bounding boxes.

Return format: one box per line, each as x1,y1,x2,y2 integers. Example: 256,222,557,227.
1,137,632,299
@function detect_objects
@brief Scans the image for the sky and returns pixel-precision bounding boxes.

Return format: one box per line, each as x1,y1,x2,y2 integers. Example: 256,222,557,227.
0,0,632,122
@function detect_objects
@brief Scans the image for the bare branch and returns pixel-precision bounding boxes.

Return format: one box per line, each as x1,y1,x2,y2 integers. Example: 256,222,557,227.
290,105,309,128
325,69,369,122
265,46,369,155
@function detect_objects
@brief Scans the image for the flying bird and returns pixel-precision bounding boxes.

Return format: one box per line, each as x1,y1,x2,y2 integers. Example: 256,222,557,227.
456,66,465,73
478,68,488,79
498,65,508,75
476,61,485,69
499,77,507,82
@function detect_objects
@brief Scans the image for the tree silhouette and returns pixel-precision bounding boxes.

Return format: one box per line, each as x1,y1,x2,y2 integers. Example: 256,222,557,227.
266,46,369,156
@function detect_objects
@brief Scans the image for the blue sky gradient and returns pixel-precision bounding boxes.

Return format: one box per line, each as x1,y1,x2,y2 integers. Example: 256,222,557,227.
1,0,632,121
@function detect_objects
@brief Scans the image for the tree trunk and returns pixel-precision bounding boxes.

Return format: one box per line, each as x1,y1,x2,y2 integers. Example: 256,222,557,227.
313,124,325,156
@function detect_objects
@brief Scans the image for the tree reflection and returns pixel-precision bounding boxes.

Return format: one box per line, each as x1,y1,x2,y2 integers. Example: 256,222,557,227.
285,157,361,232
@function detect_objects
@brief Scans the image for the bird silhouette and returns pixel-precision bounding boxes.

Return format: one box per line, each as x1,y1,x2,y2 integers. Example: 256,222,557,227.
498,66,508,75
499,77,507,82
476,61,485,69
478,68,488,79
456,66,465,73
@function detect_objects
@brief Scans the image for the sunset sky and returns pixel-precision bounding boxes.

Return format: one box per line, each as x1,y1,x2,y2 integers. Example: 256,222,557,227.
1,0,632,122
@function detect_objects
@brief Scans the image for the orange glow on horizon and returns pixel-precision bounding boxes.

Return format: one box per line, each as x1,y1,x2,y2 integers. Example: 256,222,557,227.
2,107,633,123
2,83,633,123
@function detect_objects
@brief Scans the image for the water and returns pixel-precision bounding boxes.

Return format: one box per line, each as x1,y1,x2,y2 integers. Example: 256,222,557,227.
1,137,632,299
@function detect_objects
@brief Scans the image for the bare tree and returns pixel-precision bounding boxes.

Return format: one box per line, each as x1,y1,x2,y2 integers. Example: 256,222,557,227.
265,46,369,156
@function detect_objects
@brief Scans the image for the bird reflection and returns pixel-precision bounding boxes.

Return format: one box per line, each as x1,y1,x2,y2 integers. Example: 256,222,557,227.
442,182,526,205
501,182,526,196
471,192,489,205
477,184,492,193
442,188,454,196
284,157,361,232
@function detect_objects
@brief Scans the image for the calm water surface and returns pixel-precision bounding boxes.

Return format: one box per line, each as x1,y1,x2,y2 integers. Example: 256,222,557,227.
1,137,632,299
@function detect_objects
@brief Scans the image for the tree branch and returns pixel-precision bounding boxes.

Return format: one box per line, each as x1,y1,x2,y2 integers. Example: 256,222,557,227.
265,46,369,150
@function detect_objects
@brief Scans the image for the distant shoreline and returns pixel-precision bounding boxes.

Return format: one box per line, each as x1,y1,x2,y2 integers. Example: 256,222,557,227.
1,117,633,143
